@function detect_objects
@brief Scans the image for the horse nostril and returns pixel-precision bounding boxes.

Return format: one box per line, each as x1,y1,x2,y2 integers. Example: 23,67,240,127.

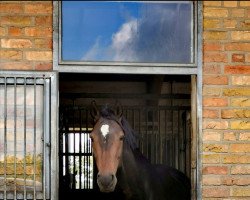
111,174,115,181
97,173,100,178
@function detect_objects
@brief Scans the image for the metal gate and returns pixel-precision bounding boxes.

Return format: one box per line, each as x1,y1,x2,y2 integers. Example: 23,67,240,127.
59,102,191,194
0,72,57,200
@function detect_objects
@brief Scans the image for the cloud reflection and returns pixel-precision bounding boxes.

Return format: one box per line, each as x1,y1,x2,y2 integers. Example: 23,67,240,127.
81,3,191,63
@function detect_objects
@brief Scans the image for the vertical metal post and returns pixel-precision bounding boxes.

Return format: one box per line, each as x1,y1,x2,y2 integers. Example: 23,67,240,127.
79,109,82,189
23,78,27,200
4,77,7,200
33,78,37,200
44,77,51,199
14,78,17,200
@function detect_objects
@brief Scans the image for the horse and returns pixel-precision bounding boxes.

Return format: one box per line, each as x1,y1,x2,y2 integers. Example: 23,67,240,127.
90,101,191,200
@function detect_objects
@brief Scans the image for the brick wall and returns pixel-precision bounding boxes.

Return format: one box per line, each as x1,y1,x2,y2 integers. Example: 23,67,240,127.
203,1,250,199
0,1,53,70
1,0,250,199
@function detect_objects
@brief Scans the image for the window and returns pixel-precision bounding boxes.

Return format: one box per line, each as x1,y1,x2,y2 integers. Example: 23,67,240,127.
53,1,199,73
0,72,58,200
54,1,203,199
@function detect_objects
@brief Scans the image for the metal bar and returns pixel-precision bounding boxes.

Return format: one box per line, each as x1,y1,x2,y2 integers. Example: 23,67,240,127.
44,77,51,199
86,110,89,189
14,77,17,200
4,77,7,200
63,105,191,111
61,153,92,156
176,110,180,170
33,78,37,200
0,78,45,85
159,109,162,164
73,105,76,189
79,110,82,189
60,92,190,100
43,78,46,200
23,78,27,200
49,72,59,200
164,109,167,165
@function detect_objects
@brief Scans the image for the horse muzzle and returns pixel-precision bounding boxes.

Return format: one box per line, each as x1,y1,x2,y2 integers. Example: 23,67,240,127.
97,173,117,193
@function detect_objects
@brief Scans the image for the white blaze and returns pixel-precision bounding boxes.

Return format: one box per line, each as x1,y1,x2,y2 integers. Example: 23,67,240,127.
100,124,109,139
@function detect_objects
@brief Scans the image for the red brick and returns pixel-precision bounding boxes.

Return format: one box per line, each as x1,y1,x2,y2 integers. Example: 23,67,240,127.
204,19,221,29
231,9,245,17
222,154,250,164
225,43,250,51
203,109,219,118
230,144,250,152
203,75,228,85
35,62,52,71
222,176,250,186
0,27,6,36
240,20,250,29
24,3,52,14
239,132,250,141
224,1,238,7
203,154,221,164
232,54,245,62
24,27,52,37
0,50,22,60
231,165,250,174
0,3,23,13
203,187,230,198
35,16,52,26
203,64,221,74
221,109,250,119
203,31,228,40
203,97,228,107
223,132,236,141
0,62,33,70
223,19,237,29
203,120,229,130
25,51,52,61
204,43,223,51
203,144,228,153
224,65,250,74
204,8,228,18
1,16,32,26
1,39,32,49
232,76,250,85
203,166,228,175
231,31,250,41
8,27,22,37
203,175,221,185
204,52,228,63
203,132,221,141
34,39,52,49
203,87,221,96
223,88,250,96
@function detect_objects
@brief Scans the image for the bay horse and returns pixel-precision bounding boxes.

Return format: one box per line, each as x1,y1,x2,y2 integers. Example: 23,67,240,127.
90,101,191,200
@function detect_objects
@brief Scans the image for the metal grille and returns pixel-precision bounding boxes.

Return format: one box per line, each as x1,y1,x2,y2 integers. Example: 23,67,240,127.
0,73,53,200
59,108,94,191
59,104,191,191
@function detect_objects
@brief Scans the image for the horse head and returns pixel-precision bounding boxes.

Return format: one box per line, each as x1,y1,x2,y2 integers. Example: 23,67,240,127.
90,101,124,193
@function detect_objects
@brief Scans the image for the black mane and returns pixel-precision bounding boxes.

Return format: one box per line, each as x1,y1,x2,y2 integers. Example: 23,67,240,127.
99,105,139,150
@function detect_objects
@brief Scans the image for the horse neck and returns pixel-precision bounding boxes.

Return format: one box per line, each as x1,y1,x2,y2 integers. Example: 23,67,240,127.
117,144,151,199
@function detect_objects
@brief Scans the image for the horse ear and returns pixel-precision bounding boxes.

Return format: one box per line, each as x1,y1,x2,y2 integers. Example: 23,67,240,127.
114,101,123,121
90,100,100,122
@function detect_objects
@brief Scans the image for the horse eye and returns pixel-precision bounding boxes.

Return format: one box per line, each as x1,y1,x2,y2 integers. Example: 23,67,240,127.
120,136,125,141
90,136,94,142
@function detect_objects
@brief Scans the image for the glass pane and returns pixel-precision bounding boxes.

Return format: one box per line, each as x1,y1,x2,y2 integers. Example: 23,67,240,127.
62,1,192,63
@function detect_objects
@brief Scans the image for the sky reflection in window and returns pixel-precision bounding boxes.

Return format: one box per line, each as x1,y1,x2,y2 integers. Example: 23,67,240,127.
62,1,192,63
